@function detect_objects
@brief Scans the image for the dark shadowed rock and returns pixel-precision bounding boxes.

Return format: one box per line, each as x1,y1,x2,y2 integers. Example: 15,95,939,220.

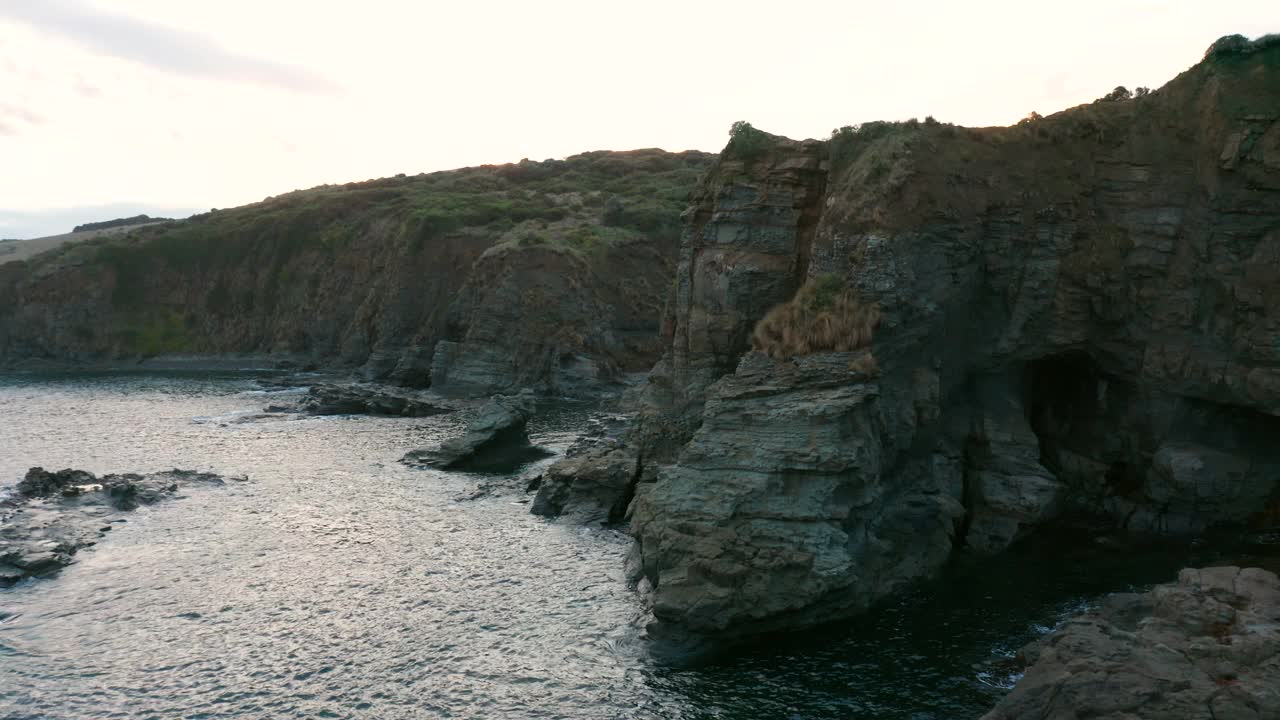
15,467,97,498
531,413,638,525
1,468,228,585
531,448,640,525
401,391,549,470
984,566,1280,720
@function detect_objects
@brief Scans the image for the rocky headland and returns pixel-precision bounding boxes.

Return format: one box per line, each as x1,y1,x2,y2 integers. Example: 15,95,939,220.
534,35,1280,647
1,467,231,585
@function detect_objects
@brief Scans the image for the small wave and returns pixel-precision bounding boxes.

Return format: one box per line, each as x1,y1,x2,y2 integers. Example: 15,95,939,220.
976,669,1024,690
191,410,292,426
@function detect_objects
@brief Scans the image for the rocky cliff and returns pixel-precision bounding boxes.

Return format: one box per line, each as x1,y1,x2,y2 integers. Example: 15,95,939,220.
0,150,713,393
541,36,1280,643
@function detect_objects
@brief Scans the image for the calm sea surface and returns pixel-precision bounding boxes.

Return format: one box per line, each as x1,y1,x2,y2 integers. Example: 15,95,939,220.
2,373,1274,719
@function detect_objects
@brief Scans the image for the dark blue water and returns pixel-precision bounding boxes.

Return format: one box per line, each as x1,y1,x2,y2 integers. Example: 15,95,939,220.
2,373,1274,719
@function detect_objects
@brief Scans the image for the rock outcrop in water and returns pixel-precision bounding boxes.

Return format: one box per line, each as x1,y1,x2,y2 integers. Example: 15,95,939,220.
1,467,229,585
402,391,549,470
289,383,460,417
543,36,1280,643
531,414,638,525
0,151,713,396
985,566,1280,720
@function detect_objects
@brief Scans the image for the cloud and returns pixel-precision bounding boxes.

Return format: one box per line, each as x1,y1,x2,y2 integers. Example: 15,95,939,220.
0,0,340,94
72,73,101,98
0,101,43,135
0,101,44,125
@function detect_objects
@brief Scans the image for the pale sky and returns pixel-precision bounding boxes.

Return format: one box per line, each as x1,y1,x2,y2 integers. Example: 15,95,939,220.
1,0,1277,238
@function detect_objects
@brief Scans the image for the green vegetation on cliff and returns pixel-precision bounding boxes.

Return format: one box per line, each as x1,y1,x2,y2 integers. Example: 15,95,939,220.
0,149,714,370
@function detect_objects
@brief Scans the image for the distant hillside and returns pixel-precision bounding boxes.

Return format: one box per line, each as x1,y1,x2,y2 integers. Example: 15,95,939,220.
0,219,172,265
0,149,716,393
73,214,175,233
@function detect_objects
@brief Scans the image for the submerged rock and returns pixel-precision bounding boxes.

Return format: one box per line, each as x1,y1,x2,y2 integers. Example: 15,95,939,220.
291,383,460,417
401,391,549,470
984,566,1280,720
1,467,228,585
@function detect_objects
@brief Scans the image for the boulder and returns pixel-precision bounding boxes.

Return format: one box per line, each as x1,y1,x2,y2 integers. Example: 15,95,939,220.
401,391,548,470
531,448,640,525
984,566,1280,720
15,467,97,498
531,413,637,525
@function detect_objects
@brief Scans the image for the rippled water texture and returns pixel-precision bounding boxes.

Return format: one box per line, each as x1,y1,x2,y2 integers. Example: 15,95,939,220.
2,373,1275,719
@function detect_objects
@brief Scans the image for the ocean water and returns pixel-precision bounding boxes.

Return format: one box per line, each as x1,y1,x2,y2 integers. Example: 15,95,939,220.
1,373,1274,719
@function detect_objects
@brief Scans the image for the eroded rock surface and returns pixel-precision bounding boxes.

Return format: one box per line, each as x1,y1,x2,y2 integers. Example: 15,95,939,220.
401,391,548,470
984,566,1280,720
1,467,228,585
630,351,963,637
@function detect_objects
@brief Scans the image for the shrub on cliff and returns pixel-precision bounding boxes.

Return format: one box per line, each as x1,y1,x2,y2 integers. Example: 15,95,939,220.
73,215,173,233
751,275,881,360
727,121,772,163
1098,86,1133,102
1205,33,1280,62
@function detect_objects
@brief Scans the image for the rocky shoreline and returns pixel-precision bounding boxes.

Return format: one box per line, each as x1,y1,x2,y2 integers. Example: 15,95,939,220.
1,32,1279,720
1,467,232,585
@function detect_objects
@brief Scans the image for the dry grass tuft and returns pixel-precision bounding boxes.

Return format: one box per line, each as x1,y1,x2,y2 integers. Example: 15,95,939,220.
752,275,881,360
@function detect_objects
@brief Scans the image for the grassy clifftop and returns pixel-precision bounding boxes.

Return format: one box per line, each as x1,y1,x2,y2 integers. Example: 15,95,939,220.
1,149,715,383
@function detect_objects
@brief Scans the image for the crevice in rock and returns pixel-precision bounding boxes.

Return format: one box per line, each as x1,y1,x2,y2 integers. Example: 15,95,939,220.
613,449,645,525
789,164,829,293
956,432,986,548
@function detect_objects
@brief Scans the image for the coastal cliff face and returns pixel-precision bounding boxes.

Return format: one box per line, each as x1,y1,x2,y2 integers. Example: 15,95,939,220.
0,150,713,393
620,37,1280,641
